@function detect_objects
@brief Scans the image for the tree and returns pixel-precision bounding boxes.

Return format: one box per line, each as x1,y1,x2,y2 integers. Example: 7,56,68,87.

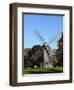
24,56,33,68
56,32,63,66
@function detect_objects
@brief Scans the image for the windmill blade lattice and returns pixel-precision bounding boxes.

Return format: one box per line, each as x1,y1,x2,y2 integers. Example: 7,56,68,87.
34,30,45,44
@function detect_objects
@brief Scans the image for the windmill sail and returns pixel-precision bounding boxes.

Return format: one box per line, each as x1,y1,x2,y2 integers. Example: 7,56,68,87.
34,30,45,44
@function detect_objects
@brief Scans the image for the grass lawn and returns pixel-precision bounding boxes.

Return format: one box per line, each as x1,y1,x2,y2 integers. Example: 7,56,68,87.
24,67,63,74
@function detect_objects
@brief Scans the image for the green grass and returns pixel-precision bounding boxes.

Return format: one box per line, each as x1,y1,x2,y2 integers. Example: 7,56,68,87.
24,67,63,74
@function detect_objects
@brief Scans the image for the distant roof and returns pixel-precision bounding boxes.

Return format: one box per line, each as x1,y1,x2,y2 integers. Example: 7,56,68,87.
24,48,31,55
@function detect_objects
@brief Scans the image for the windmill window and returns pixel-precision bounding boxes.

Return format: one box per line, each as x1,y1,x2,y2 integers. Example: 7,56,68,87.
46,62,48,64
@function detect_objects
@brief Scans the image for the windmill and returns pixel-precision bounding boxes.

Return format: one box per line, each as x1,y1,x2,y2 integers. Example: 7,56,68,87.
33,30,58,68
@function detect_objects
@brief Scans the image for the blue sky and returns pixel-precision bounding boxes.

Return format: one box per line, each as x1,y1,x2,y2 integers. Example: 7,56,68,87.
23,14,63,49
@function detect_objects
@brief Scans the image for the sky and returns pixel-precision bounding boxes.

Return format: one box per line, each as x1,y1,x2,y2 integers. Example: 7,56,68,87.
23,14,63,49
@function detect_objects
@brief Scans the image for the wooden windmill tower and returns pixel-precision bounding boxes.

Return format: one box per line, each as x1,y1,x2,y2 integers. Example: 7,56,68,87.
34,31,57,68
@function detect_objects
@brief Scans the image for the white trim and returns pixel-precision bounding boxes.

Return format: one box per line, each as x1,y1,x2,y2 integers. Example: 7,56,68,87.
17,7,70,82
